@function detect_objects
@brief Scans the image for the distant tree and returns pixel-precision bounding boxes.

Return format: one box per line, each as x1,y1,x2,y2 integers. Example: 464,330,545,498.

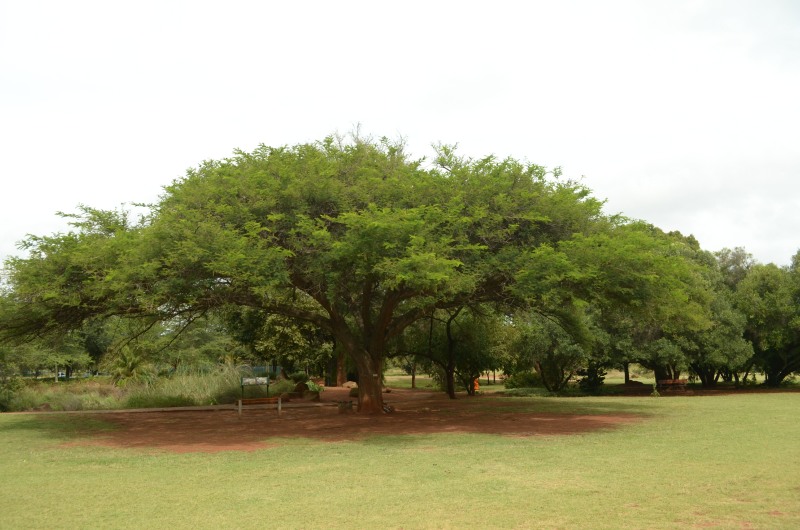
734,262,800,387
514,312,588,392
715,247,756,291
548,223,713,383
399,306,504,397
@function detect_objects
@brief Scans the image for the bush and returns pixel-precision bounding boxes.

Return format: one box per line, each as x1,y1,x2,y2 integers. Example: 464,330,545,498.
269,379,297,395
503,371,542,389
288,372,309,384
0,378,127,412
503,387,551,397
305,380,324,392
0,376,24,412
577,365,606,394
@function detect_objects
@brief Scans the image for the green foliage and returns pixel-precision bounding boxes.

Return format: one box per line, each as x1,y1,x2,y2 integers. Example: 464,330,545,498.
577,364,606,394
0,375,24,412
269,378,297,395
1,135,607,412
397,306,511,397
122,365,246,407
508,313,588,392
106,347,156,387
0,366,252,412
734,262,800,386
224,308,334,373
288,372,310,384
502,371,542,389
305,380,324,392
2,378,124,412
10,135,788,405
502,386,553,397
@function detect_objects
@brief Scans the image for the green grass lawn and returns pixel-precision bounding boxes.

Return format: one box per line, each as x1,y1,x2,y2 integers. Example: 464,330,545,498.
1,393,798,528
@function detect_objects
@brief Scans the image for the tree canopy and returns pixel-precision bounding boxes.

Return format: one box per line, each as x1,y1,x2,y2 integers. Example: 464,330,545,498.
3,135,794,410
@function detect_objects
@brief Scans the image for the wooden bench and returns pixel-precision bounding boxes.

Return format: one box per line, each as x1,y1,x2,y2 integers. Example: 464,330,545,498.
657,379,688,391
237,396,282,417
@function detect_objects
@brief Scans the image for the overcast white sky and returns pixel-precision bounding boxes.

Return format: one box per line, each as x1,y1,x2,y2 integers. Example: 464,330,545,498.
1,0,799,269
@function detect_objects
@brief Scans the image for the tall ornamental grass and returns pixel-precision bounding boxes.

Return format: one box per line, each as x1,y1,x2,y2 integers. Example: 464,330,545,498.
2,365,265,411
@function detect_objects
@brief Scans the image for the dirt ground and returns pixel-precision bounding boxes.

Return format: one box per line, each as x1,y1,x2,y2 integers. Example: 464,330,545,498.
71,387,640,453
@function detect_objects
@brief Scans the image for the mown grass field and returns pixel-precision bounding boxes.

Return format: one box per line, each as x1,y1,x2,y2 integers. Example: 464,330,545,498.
1,391,798,529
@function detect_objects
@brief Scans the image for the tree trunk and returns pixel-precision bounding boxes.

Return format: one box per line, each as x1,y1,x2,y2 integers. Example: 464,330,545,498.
443,308,461,399
445,361,457,399
411,361,416,389
623,362,630,384
692,364,717,387
356,365,384,413
336,349,346,386
348,347,384,414
653,365,679,382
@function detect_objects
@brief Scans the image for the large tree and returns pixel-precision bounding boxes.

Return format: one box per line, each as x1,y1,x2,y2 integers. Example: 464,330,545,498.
1,136,604,412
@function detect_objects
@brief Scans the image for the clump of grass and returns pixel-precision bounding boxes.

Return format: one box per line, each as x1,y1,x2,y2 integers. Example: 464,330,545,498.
123,365,245,408
269,378,297,395
4,366,291,411
4,378,126,411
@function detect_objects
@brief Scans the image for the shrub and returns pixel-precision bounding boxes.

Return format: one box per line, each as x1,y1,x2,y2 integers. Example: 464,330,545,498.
503,371,543,389
577,365,606,394
0,376,24,412
305,380,324,392
288,372,310,384
269,379,297,395
503,387,551,397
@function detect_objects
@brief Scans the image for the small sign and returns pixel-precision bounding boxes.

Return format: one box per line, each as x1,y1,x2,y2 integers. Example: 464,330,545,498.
242,377,269,386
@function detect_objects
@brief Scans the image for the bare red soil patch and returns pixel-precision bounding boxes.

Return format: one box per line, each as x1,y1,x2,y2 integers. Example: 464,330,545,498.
70,388,639,453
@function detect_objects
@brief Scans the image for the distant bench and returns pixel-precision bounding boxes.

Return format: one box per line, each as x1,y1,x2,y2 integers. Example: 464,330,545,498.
238,376,278,417
657,379,688,391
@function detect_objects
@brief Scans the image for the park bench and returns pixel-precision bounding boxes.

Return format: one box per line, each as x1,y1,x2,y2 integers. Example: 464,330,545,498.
237,376,282,417
656,379,688,391
237,396,283,417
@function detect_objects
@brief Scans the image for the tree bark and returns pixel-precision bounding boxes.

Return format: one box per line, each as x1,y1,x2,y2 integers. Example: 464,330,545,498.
443,308,462,399
653,365,679,382
336,349,346,386
445,362,456,399
352,352,384,413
